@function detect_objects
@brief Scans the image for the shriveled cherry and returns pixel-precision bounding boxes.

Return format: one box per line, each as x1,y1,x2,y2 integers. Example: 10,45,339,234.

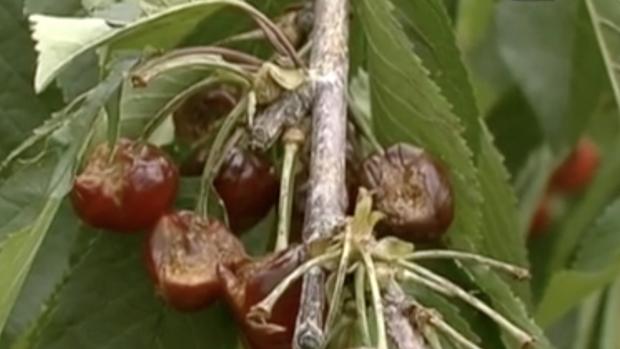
173,86,238,144
550,138,599,193
219,245,305,349
214,148,279,233
144,210,248,311
361,143,454,242
71,138,178,233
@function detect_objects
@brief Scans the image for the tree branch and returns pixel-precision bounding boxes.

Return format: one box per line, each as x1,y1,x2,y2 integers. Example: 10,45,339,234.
293,0,350,348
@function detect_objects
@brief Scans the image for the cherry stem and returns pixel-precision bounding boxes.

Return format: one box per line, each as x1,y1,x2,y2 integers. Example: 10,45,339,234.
275,128,304,252
354,264,372,346
324,224,353,332
407,250,530,280
361,252,388,349
247,250,340,325
408,297,481,349
197,96,249,218
397,261,534,347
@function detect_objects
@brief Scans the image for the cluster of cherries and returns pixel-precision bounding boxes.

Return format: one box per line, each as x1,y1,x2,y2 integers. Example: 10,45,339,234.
529,138,600,236
70,87,455,349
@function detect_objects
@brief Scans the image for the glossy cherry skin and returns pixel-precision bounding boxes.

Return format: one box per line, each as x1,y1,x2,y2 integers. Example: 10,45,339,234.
361,143,454,242
144,211,248,311
219,245,305,349
173,87,238,145
71,138,179,233
214,148,279,233
550,138,600,193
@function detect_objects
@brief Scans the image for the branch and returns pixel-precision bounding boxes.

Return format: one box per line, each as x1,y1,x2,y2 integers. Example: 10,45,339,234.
293,0,350,348
384,282,429,349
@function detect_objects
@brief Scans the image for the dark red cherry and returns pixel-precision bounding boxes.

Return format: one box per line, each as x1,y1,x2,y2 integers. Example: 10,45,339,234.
173,86,238,144
550,138,600,193
361,143,454,242
219,245,306,349
71,138,178,233
144,211,248,311
214,148,279,233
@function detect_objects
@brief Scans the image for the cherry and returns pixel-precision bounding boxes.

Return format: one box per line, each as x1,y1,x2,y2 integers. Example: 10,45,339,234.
529,199,551,238
173,86,238,145
550,138,600,193
144,210,248,311
214,148,279,233
219,245,305,349
71,138,178,233
361,143,454,242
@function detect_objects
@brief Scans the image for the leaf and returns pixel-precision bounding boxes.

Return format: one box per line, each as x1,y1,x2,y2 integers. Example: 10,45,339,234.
24,0,83,16
355,0,550,346
26,233,238,349
586,0,620,109
353,0,482,255
30,0,251,92
0,203,80,348
496,0,607,150
0,0,55,160
0,58,131,336
536,196,620,326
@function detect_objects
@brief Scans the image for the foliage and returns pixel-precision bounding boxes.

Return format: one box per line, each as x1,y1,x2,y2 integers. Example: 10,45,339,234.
1,0,620,348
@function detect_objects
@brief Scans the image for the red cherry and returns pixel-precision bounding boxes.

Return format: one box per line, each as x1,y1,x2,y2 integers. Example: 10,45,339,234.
214,148,279,233
71,138,178,232
529,199,551,238
173,87,238,145
144,211,248,311
550,138,600,193
361,143,454,242
219,245,305,349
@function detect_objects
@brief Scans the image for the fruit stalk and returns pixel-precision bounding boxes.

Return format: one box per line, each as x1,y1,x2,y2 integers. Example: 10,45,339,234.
294,0,350,348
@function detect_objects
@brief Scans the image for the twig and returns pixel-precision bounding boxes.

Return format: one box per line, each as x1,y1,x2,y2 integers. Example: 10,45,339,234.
250,85,313,150
383,281,428,349
294,0,350,347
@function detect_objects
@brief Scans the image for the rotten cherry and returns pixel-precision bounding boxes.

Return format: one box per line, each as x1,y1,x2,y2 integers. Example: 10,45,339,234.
71,138,178,233
361,143,454,242
144,210,248,311
214,148,279,233
219,245,305,349
173,86,238,144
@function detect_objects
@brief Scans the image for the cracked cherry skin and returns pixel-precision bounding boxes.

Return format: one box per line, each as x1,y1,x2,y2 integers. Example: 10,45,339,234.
551,138,600,193
144,211,248,311
361,143,454,242
214,148,279,233
71,138,179,232
218,245,305,349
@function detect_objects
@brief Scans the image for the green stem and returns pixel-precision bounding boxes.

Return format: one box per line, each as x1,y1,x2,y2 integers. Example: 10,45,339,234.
361,253,388,349
324,225,353,332
275,137,301,251
197,95,249,218
354,264,372,346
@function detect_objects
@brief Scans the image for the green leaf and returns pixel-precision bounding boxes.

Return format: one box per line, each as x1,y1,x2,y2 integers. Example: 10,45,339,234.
496,0,607,150
30,0,253,92
353,0,482,254
0,203,80,348
0,58,132,337
24,0,83,16
27,233,238,349
536,196,620,325
0,0,55,160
